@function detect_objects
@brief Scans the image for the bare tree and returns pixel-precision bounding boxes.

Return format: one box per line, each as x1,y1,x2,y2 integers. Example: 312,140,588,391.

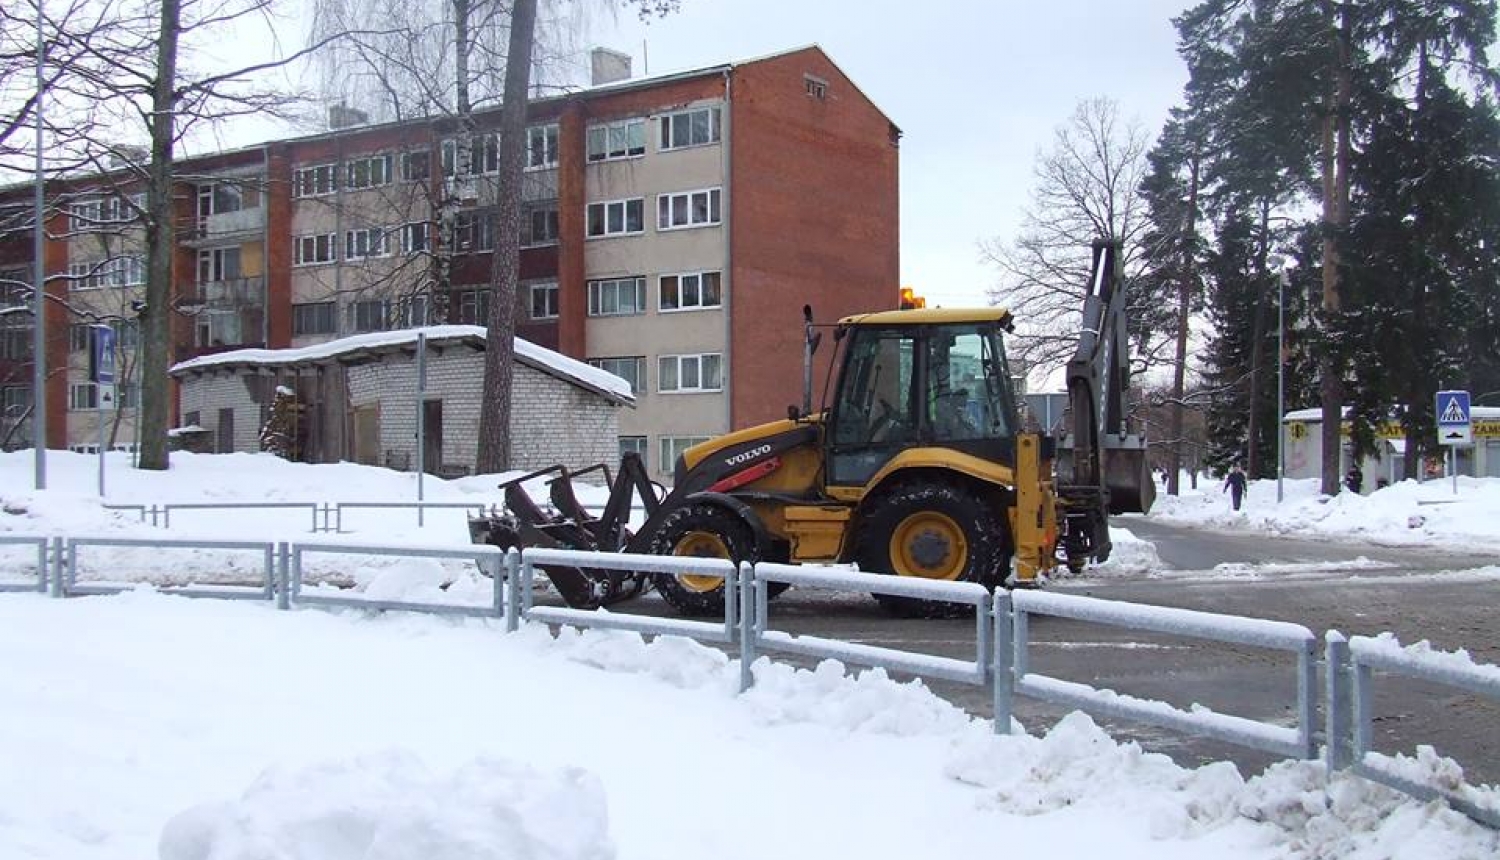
981,98,1165,386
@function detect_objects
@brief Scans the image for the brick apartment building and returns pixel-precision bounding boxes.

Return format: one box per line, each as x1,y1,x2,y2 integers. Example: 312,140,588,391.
0,45,901,479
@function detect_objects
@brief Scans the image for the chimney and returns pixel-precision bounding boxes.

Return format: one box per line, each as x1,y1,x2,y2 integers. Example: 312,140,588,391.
590,47,632,86
328,103,369,130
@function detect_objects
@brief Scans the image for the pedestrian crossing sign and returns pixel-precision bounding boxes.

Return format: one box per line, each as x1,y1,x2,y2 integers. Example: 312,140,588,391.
1436,390,1471,446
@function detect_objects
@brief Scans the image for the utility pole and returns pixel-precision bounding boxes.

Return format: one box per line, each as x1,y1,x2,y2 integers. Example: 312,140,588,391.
32,0,47,489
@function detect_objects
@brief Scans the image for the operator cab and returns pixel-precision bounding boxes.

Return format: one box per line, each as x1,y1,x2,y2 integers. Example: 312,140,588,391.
827,309,1019,487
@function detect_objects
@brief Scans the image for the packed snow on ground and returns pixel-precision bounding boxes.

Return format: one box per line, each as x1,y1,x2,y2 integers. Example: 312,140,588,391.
1147,470,1500,550
2,451,1499,860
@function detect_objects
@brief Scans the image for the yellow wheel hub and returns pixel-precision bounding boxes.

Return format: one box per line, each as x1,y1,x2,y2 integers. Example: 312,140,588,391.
672,530,730,593
889,511,967,579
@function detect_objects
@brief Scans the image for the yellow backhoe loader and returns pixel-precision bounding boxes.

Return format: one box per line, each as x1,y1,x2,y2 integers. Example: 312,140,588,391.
470,239,1154,616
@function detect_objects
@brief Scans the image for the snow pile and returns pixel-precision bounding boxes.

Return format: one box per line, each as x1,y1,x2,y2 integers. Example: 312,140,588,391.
1064,526,1164,579
1150,473,1500,549
159,752,613,860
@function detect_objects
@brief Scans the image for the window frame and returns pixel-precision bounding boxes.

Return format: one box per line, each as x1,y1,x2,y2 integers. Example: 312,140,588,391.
585,197,645,238
291,302,337,336
526,124,560,170
344,226,393,261
69,382,98,410
656,187,722,231
294,164,338,198
586,117,646,162
659,436,711,472
587,356,646,394
528,282,560,320
659,106,722,151
659,270,723,313
587,276,647,317
400,150,431,182
294,233,337,266
657,353,723,394
344,154,392,191
401,222,430,255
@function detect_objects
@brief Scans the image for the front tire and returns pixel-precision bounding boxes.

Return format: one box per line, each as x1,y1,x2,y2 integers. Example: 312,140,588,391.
647,503,760,616
853,478,1010,618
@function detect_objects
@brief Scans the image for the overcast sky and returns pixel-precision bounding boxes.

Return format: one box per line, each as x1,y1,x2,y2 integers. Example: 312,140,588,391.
596,0,1193,309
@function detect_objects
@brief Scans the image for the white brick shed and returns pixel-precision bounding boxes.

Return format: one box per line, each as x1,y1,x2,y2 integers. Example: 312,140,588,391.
169,326,634,477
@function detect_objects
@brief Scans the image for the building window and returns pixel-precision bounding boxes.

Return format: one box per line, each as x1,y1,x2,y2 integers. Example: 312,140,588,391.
586,198,644,238
197,182,254,219
111,318,139,351
0,328,28,360
345,154,391,190
294,164,338,197
619,435,647,467
455,288,491,325
345,227,392,261
69,194,142,231
588,357,645,394
350,299,390,333
529,282,559,320
660,436,710,471
118,382,139,409
656,188,721,231
526,124,559,169
399,294,429,327
587,277,646,317
69,257,146,291
1,385,32,418
455,210,495,253
294,233,337,266
441,133,499,177
659,106,721,151
586,117,646,162
401,222,430,254
804,75,828,99
522,204,558,246
69,382,97,410
658,353,722,393
659,271,722,312
400,150,430,182
198,247,241,283
69,324,91,352
292,301,336,335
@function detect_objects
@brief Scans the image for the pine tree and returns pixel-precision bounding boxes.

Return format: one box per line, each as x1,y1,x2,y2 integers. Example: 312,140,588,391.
259,386,299,460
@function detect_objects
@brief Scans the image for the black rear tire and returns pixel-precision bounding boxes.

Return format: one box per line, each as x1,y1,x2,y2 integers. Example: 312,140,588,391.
853,478,1010,618
647,502,760,616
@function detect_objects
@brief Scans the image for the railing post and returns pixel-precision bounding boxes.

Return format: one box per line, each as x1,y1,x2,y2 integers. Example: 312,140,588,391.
992,590,1014,735
1324,631,1351,772
276,542,291,610
738,561,756,694
48,536,64,598
520,554,535,617
163,504,173,529
1013,600,1030,680
504,549,520,633
1296,635,1317,759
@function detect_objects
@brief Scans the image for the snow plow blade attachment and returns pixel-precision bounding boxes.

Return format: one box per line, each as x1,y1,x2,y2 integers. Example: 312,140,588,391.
467,457,660,610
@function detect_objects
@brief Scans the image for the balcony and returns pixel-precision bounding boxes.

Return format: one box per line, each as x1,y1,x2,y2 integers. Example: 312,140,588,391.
200,276,264,308
184,207,262,247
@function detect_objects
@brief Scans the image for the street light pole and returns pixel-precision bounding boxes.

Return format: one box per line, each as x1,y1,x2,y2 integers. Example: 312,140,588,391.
1269,259,1290,504
31,0,46,489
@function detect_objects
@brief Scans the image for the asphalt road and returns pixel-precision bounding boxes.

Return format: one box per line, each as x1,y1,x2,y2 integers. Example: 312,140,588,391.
592,518,1500,784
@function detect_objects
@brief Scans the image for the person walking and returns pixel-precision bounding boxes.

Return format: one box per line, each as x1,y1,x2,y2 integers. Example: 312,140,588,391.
1223,464,1247,511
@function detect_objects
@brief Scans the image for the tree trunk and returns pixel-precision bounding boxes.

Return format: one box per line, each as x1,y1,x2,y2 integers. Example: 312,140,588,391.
1316,0,1351,496
137,0,181,471
474,0,537,475
1167,153,1200,497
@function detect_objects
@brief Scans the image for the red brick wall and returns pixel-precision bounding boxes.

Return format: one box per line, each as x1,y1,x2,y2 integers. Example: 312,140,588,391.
728,48,900,426
264,145,293,347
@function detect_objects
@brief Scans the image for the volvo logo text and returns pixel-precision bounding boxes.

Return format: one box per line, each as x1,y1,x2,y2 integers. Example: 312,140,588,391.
725,444,772,466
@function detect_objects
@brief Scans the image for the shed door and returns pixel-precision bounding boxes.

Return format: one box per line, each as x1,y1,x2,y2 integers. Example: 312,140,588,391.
216,408,234,453
422,399,442,473
352,405,380,466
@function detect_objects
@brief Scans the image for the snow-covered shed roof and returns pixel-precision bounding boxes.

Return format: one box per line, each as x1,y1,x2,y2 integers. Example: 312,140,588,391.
169,326,634,406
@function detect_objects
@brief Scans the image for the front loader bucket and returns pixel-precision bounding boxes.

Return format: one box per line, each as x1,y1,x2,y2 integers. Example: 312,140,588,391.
1103,435,1156,514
